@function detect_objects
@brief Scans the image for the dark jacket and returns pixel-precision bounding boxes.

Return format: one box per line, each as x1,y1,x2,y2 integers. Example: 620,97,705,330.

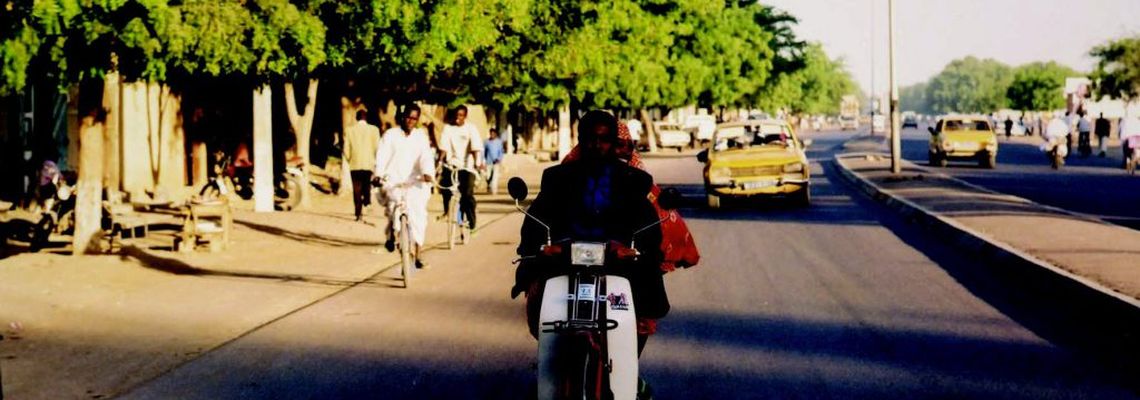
514,159,669,318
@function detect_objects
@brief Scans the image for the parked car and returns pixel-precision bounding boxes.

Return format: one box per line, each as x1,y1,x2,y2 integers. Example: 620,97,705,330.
684,115,717,143
928,114,998,168
653,122,693,151
696,119,812,208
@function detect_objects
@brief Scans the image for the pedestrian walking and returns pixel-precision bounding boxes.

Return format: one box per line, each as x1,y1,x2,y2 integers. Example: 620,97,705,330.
1094,113,1111,157
1121,113,1140,168
1077,111,1092,157
1064,112,1075,157
483,128,505,195
1004,116,1013,139
626,118,643,149
343,109,381,222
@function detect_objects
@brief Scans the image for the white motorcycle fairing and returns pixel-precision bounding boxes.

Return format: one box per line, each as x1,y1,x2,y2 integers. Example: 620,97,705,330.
537,274,638,400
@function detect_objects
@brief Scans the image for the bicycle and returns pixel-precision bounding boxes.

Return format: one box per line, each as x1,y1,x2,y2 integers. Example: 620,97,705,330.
438,165,479,249
377,179,420,288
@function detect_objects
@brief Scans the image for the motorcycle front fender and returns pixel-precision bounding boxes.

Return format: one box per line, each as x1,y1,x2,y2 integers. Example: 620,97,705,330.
537,274,638,400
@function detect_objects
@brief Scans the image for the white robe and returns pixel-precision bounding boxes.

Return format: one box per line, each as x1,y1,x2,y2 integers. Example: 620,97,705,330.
374,127,436,246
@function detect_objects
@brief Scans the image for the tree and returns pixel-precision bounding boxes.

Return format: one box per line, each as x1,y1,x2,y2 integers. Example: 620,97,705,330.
899,82,929,114
1091,36,1140,104
1006,61,1079,111
755,43,857,115
17,0,180,254
925,57,1012,114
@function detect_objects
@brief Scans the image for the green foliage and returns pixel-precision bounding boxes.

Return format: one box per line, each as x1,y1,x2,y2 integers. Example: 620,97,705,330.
754,43,857,115
1091,36,1140,102
925,56,1012,114
1006,61,1079,111
1,0,812,115
899,82,929,114
1,0,41,94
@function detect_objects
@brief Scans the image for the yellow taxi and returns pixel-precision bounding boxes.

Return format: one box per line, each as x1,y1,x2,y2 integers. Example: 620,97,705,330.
697,119,812,209
928,115,998,168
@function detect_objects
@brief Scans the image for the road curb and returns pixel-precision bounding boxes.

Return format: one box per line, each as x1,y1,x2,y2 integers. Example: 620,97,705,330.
833,152,1140,313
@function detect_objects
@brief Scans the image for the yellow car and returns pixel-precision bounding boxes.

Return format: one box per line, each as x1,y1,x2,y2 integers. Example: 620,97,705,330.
928,115,998,168
697,120,812,209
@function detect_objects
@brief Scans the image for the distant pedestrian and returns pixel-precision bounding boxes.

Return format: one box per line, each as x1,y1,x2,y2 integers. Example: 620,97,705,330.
483,128,505,195
344,109,381,222
1094,113,1111,157
1064,112,1075,157
1120,113,1140,167
626,118,643,148
1004,117,1013,139
1077,111,1092,157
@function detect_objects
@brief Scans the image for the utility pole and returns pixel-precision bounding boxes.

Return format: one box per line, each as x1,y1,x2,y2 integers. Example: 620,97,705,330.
888,0,901,174
870,0,875,136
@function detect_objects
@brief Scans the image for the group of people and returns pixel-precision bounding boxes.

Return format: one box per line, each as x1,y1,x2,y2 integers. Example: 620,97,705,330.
341,104,508,268
1039,111,1140,165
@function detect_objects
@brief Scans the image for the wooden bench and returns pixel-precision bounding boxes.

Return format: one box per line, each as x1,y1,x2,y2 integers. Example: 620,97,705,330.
102,200,150,252
174,198,232,253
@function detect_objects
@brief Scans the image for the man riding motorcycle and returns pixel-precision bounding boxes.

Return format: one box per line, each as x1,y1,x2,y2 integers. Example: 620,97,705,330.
513,111,670,356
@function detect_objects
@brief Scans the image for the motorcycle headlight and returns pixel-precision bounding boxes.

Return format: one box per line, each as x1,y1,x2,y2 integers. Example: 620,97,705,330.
782,163,804,173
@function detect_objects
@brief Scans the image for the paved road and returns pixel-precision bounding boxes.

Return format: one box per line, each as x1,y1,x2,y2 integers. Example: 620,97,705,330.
898,126,1140,230
122,130,1137,399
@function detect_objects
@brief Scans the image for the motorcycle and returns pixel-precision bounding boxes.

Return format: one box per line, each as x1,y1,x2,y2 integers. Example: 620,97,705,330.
508,177,681,400
31,170,77,251
198,149,304,210
1040,136,1068,169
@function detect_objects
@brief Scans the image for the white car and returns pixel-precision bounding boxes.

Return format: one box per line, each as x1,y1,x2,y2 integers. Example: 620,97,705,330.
653,122,692,151
684,115,717,143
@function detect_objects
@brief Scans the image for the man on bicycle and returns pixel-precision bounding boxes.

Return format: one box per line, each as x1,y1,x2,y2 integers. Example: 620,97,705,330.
439,105,484,231
374,104,436,269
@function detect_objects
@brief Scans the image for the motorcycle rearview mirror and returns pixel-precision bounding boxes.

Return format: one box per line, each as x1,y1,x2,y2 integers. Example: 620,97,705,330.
508,177,528,202
927,126,936,135
696,149,709,163
509,177,552,246
657,187,683,211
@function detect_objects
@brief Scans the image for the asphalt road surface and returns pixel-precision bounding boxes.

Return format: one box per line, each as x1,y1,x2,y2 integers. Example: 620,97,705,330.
899,126,1140,230
121,130,1138,399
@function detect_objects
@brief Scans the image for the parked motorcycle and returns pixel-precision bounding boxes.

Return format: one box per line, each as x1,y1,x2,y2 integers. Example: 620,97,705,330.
508,177,680,400
31,170,77,251
198,148,303,210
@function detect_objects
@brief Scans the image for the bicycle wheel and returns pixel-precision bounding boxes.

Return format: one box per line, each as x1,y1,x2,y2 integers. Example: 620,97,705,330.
447,213,456,250
399,213,412,288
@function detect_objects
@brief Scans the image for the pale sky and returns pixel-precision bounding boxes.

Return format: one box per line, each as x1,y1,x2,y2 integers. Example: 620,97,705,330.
762,0,1140,96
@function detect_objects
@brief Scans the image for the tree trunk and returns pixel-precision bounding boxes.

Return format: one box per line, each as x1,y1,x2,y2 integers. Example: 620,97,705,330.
557,103,571,160
284,79,319,209
102,76,120,192
73,77,111,255
253,85,274,212
639,108,658,153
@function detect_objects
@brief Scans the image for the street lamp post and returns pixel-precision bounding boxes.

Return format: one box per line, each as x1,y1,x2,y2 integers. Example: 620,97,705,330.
888,0,901,174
